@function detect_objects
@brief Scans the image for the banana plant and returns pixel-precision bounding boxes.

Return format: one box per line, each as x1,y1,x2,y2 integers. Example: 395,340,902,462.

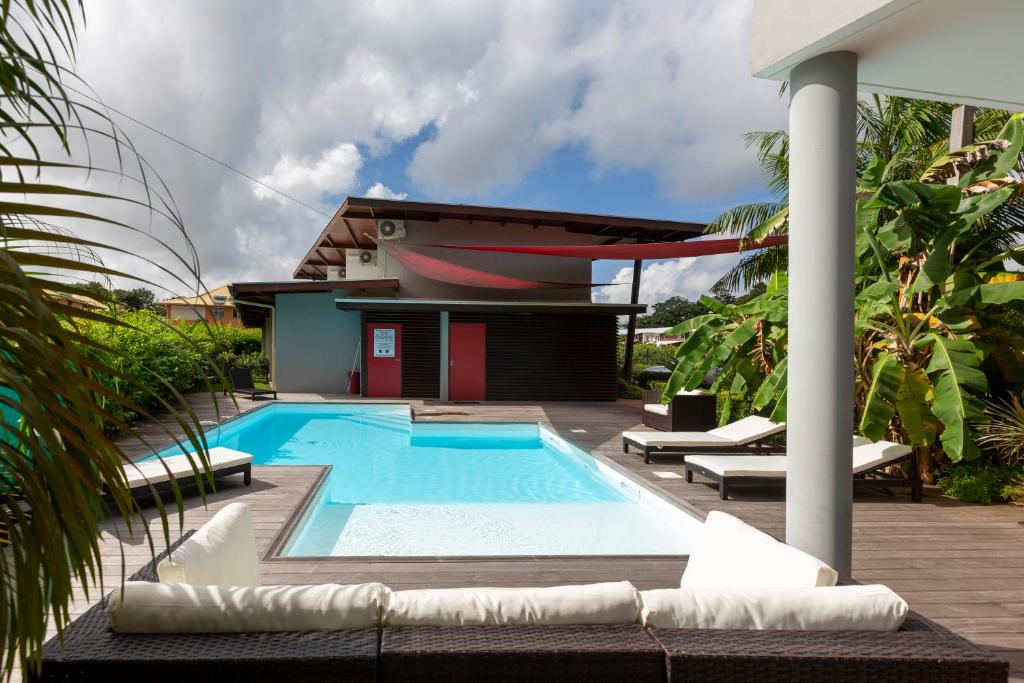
857,114,1024,469
660,272,789,424
663,114,1024,479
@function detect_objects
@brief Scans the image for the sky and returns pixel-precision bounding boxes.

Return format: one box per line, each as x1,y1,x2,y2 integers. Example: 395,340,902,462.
59,0,787,307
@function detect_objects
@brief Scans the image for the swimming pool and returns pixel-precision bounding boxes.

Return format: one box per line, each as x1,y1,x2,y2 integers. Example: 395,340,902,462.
152,403,701,557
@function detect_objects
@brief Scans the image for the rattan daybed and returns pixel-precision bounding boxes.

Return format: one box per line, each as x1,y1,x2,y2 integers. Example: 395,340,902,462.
31,530,1006,683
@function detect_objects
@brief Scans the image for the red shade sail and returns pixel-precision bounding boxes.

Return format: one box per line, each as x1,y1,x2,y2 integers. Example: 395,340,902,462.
419,235,788,260
378,241,604,289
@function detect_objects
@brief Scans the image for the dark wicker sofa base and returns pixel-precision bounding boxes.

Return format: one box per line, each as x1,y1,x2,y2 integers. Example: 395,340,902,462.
32,532,1008,683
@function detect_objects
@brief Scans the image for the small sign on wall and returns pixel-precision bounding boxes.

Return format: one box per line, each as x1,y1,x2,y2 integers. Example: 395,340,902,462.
373,328,396,358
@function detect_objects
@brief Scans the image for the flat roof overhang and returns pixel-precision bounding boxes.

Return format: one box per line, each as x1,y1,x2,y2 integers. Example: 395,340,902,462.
230,278,400,326
335,298,646,316
295,196,707,280
752,0,1024,110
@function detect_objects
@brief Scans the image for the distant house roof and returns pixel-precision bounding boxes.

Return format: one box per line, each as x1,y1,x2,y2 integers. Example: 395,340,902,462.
634,327,673,335
294,196,706,280
158,284,234,307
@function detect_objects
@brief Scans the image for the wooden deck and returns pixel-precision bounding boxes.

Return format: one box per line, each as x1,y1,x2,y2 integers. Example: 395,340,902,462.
23,393,1023,681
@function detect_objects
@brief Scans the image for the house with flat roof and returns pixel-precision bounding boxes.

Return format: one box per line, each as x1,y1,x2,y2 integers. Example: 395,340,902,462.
231,197,704,400
159,284,243,327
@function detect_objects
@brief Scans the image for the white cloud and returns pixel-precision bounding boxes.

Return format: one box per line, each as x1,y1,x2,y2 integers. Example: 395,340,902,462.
594,255,739,309
254,143,362,205
55,0,780,291
409,1,784,200
363,182,408,200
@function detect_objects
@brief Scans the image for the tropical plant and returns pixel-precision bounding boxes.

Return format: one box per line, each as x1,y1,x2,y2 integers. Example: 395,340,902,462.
706,95,1024,292
1,2,219,677
977,393,1024,466
662,114,1024,481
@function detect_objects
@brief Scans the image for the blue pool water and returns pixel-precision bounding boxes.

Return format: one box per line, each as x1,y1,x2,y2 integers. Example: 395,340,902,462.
153,403,700,557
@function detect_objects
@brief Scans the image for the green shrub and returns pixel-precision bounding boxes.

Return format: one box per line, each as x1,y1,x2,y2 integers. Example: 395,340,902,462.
616,341,677,381
716,390,754,426
617,377,644,400
936,462,1019,504
75,311,262,430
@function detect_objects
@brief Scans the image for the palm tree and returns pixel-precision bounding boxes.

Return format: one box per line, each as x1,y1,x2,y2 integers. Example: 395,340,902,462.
1,2,219,676
706,95,1023,291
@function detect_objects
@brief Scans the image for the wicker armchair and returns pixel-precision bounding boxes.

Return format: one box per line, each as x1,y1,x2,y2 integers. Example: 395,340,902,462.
642,389,717,432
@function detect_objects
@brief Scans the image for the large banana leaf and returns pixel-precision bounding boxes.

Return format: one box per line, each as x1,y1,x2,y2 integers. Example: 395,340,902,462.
859,352,903,440
924,335,988,460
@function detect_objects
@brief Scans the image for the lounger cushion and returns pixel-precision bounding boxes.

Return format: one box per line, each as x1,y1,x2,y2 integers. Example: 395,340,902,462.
685,454,788,478
681,511,838,589
623,431,732,448
383,581,642,626
123,447,252,488
157,502,261,586
706,415,785,445
686,439,911,479
644,403,670,416
853,440,913,474
109,581,386,633
641,585,907,631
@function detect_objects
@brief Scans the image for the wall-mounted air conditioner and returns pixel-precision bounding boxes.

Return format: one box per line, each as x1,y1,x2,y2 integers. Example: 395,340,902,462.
344,249,380,279
376,219,406,241
326,265,345,281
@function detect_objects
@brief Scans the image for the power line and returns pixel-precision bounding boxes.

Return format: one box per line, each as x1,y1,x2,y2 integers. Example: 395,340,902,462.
62,84,330,218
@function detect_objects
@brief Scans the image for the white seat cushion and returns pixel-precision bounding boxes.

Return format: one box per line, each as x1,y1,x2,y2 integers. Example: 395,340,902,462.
685,454,788,478
123,447,252,488
706,416,785,445
623,431,732,448
640,585,907,631
109,581,386,633
853,440,912,474
383,581,641,626
644,403,670,416
681,511,838,588
157,502,261,586
686,438,911,478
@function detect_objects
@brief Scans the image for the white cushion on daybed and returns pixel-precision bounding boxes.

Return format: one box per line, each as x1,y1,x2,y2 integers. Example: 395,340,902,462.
853,440,913,474
706,416,785,444
640,585,907,631
623,416,784,448
123,447,252,489
685,454,789,478
109,581,386,633
156,502,261,587
681,511,838,589
383,581,642,626
644,403,670,416
685,440,912,479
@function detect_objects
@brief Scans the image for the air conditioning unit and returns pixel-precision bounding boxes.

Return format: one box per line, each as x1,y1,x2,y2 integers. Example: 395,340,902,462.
376,218,406,241
326,265,345,281
344,249,380,279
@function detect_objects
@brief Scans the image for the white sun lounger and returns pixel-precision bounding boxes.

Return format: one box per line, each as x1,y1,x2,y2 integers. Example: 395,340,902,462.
121,447,253,498
684,439,920,501
622,415,786,464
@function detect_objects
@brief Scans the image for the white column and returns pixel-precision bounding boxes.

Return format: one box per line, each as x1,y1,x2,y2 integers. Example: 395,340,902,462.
439,311,450,401
786,51,857,575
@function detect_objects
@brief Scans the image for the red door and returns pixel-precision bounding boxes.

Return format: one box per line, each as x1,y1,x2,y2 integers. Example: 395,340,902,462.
366,323,402,397
449,323,486,401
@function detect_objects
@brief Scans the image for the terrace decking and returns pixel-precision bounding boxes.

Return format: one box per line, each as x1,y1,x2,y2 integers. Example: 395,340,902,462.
21,393,1024,682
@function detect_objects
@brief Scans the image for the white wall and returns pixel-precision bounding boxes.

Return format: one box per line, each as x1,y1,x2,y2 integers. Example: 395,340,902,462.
274,291,361,393
169,304,203,321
